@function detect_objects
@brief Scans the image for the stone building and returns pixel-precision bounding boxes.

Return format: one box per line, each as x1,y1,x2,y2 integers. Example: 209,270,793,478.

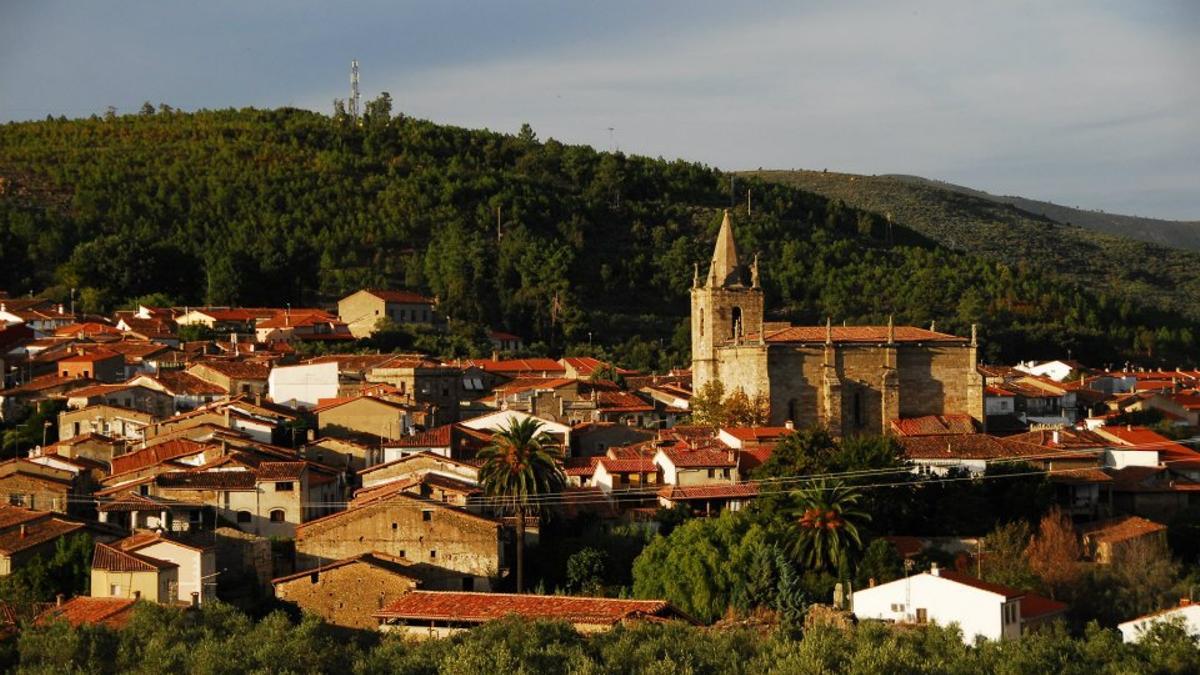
691,211,984,436
295,491,506,592
272,552,421,629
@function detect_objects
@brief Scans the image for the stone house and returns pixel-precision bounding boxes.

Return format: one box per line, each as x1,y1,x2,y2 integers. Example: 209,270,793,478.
186,360,271,396
338,289,437,338
58,404,156,442
652,448,738,487
295,491,507,592
1079,515,1168,563
0,505,84,575
358,452,479,490
90,541,179,604
56,349,126,383
128,370,227,413
272,552,421,629
66,383,173,418
570,422,655,458
316,395,411,443
0,459,77,513
366,357,465,426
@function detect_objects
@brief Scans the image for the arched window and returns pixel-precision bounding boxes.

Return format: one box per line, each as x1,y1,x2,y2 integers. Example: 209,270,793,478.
236,510,252,524
269,509,286,523
699,307,704,337
731,306,743,337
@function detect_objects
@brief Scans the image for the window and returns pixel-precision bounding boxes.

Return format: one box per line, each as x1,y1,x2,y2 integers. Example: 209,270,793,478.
916,608,928,624
429,550,437,559
722,468,731,479
707,469,715,479
275,482,294,492
310,573,319,584
422,510,432,522
398,550,406,558
391,522,398,530
110,584,122,597
731,306,742,337
462,577,474,591
236,510,252,523
269,509,285,523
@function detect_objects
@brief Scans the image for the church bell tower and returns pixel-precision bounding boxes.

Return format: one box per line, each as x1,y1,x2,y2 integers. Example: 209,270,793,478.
691,210,764,391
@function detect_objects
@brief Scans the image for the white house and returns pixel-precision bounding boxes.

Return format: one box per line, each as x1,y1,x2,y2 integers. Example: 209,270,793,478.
115,531,217,604
652,447,738,486
1015,360,1084,383
852,565,1065,644
1118,602,1200,643
268,362,339,410
458,410,571,448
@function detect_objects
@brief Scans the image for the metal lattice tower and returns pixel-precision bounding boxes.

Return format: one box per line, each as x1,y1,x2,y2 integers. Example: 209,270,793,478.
349,59,360,121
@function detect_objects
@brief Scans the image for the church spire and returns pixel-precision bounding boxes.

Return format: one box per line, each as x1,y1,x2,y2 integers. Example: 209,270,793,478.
708,209,741,287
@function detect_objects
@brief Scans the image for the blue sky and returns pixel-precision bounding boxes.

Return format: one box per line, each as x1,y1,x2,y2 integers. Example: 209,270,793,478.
2,1,1197,219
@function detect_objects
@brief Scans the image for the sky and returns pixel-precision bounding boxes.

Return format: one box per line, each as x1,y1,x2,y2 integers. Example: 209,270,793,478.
1,1,1197,220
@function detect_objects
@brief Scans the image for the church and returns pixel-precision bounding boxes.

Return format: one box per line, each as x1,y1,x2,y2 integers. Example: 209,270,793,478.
691,211,985,436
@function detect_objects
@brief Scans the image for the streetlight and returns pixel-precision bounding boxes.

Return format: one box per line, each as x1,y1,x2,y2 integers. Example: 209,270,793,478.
42,420,52,449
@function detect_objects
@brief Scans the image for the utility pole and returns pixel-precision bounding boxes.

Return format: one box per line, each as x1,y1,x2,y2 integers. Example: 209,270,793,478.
747,189,751,216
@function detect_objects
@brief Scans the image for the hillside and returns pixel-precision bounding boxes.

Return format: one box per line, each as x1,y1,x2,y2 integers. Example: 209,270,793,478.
887,174,1200,251
0,107,1196,367
744,169,1200,326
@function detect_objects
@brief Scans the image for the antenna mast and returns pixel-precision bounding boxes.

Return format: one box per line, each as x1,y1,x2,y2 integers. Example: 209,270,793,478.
349,59,361,121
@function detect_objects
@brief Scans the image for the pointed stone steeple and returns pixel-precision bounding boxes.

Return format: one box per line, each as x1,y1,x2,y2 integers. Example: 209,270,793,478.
708,209,741,287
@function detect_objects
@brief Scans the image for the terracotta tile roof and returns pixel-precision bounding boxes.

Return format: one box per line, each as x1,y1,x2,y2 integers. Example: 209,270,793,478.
362,289,435,304
118,317,176,338
351,473,479,506
1107,466,1200,493
494,377,577,395
890,415,977,437
96,491,192,512
1004,428,1109,450
563,456,600,477
110,439,211,475
597,457,656,474
898,434,1047,461
738,446,773,473
374,591,681,625
763,325,966,344
0,505,51,530
91,542,177,572
595,390,654,412
935,570,1023,600
384,425,453,448
190,360,270,380
660,448,736,468
1050,467,1113,484
38,597,138,628
1079,515,1167,544
255,462,306,481
1019,593,1069,620
57,348,123,364
138,370,227,396
156,469,257,490
256,309,340,329
462,358,566,375
986,385,1017,397
658,483,758,501
1098,426,1200,471
721,426,794,444
54,322,122,337
0,515,83,555
66,383,142,399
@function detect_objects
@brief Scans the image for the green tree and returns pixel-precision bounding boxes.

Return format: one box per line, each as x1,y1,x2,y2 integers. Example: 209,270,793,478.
786,479,869,571
478,417,565,593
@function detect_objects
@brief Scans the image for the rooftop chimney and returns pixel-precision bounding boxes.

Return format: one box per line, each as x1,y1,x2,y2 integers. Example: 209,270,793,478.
56,593,64,607
930,562,940,577
1052,429,1060,446
19,524,26,539
784,420,794,430
191,591,200,608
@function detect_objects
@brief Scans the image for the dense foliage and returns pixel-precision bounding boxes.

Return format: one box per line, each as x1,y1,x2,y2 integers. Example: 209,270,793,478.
9,603,1200,675
1,106,1197,368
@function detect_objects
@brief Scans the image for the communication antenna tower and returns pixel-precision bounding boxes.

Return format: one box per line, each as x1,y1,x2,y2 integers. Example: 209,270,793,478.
350,59,361,121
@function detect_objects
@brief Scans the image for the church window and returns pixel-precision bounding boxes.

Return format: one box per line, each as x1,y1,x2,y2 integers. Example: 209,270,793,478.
699,308,704,336
731,306,743,337
787,399,798,424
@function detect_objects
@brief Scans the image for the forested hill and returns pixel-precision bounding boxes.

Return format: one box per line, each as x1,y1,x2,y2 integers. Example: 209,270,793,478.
0,106,1196,368
888,174,1200,252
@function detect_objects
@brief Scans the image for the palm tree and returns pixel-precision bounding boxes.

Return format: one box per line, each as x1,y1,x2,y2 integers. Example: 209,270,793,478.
787,479,870,570
478,416,565,593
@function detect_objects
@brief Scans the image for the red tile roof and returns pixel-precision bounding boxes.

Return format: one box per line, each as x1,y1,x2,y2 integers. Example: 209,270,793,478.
935,570,1023,599
660,448,736,468
155,469,257,490
898,434,1048,461
597,457,656,474
1019,593,1069,621
657,483,758,501
595,390,654,413
463,358,566,375
563,456,601,477
0,514,84,555
38,597,138,628
137,370,226,396
58,348,123,364
374,591,683,625
384,425,454,448
890,415,977,437
1079,515,1167,544
190,360,271,380
721,426,795,444
763,325,966,344
110,439,210,476
91,542,177,572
